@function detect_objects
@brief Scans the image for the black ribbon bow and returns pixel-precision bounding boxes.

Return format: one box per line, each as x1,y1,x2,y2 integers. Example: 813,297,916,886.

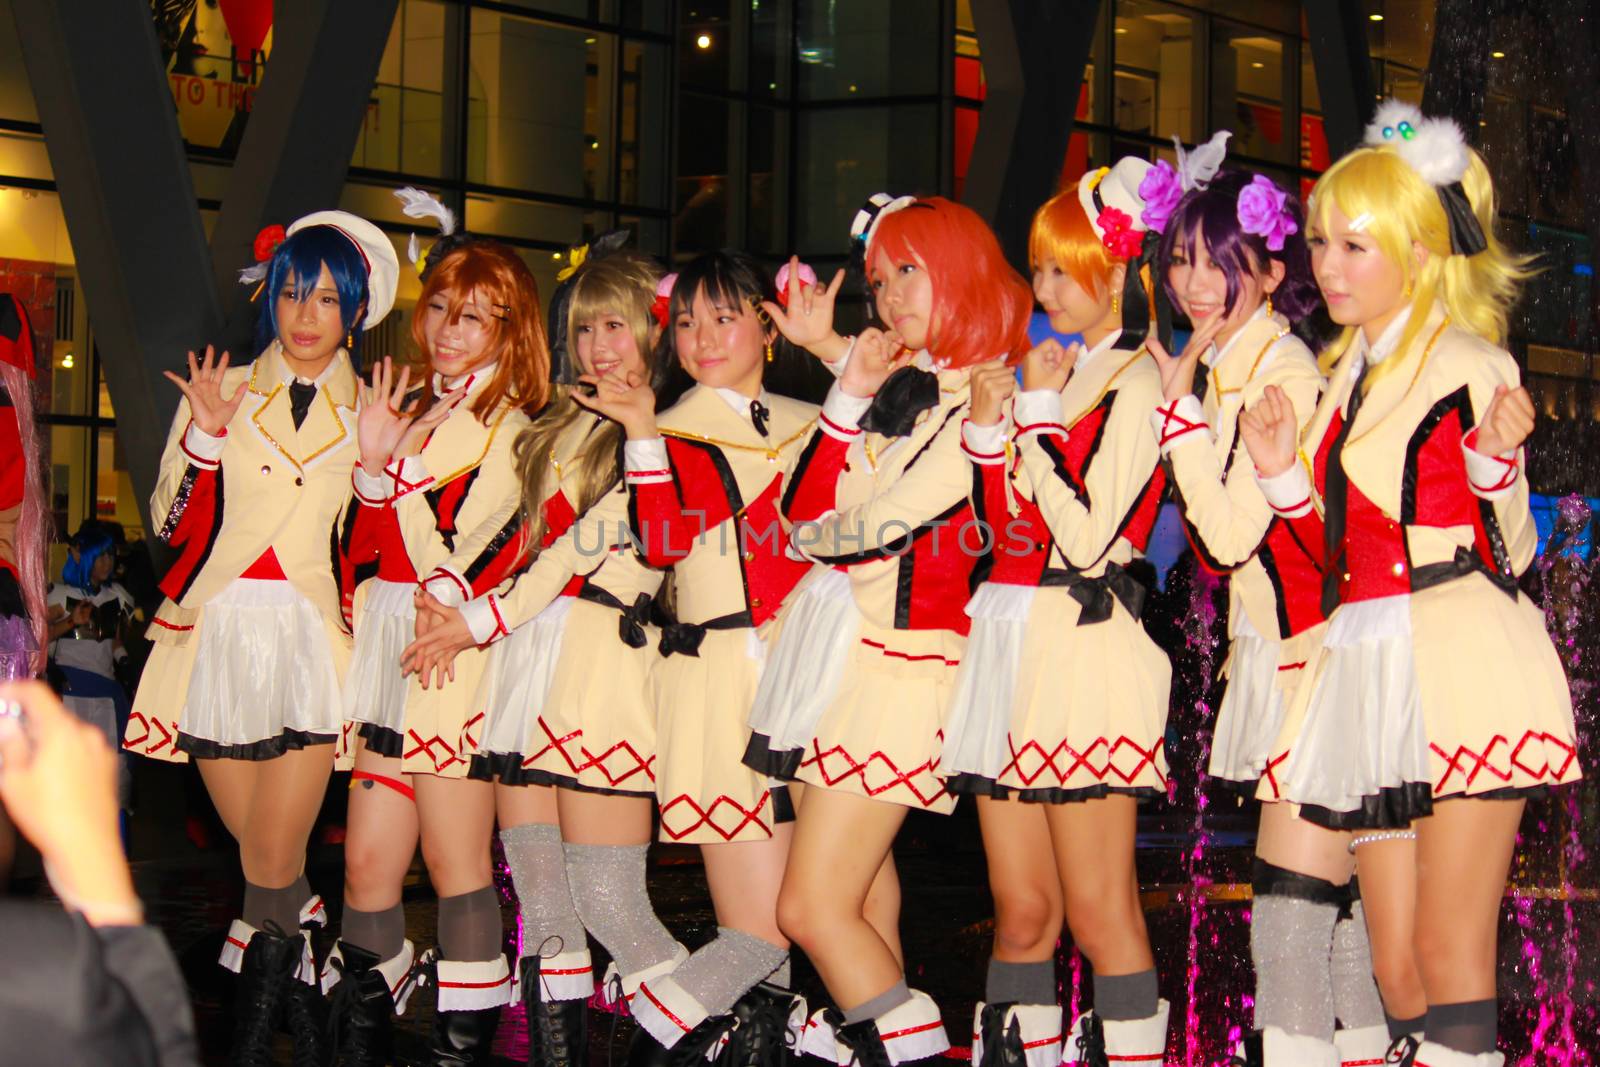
657,621,707,658
616,593,654,648
750,399,770,437
1046,562,1148,625
1411,544,1519,602
1114,230,1172,353
859,365,939,438
288,379,318,430
1438,182,1488,257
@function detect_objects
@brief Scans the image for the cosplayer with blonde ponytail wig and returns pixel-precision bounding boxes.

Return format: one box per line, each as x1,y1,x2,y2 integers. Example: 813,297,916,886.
1307,121,1533,383
1237,103,1579,1067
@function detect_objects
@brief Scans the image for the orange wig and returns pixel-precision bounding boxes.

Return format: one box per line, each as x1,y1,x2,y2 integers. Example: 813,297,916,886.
1027,187,1118,296
868,196,1033,368
410,240,551,420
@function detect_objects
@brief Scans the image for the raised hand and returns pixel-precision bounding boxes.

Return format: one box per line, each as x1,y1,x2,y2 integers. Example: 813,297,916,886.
763,255,849,360
401,591,476,690
968,359,1017,426
358,357,466,472
1473,384,1535,457
163,345,246,436
839,328,912,398
1146,312,1227,404
575,369,659,439
1020,338,1081,394
1238,384,1299,477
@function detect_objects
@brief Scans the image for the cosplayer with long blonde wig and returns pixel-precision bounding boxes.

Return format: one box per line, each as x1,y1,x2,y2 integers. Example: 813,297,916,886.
400,243,682,1067
125,210,399,1064
935,160,1174,1067
743,195,1030,1067
1142,147,1389,1066
327,210,551,1065
0,294,48,888
1239,103,1579,1067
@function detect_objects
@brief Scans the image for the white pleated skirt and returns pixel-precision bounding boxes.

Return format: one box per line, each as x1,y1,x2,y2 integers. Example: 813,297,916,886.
745,567,860,772
178,578,343,756
343,579,418,738
475,595,574,760
1207,613,1289,784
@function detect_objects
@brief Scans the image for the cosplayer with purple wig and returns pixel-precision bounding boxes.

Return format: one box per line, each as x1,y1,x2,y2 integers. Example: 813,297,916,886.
1146,148,1393,1065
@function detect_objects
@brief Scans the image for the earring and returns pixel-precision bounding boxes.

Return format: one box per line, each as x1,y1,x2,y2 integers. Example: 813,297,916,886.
1264,294,1274,319
1403,278,1414,300
346,330,354,351
1111,291,1121,317
765,340,774,363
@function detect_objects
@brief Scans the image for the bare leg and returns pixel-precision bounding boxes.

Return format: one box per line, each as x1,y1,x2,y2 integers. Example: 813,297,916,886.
977,796,1066,964
342,747,419,914
1353,835,1426,1020
1413,798,1523,1005
1045,796,1153,977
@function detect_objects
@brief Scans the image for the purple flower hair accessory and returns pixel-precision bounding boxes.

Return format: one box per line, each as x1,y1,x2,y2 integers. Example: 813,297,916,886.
1138,160,1183,234
1236,174,1298,252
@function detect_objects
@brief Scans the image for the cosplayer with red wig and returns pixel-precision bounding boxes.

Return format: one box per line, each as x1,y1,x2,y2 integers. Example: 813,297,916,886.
938,157,1175,1067
744,194,1030,1067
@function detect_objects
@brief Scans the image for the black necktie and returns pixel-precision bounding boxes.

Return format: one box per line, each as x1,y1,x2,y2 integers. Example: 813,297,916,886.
750,399,770,437
289,380,318,430
1319,360,1368,617
860,366,940,438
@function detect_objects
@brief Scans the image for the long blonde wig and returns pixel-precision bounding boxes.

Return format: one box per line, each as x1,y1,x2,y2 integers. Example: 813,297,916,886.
1307,143,1535,384
515,249,662,551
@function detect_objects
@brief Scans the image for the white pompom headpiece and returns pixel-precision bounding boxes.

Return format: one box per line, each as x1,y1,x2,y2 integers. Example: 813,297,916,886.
1361,99,1486,256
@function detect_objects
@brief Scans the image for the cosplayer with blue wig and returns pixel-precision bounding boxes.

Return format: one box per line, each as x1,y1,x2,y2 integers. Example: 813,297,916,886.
1142,138,1388,1066
125,208,398,1064
47,523,136,804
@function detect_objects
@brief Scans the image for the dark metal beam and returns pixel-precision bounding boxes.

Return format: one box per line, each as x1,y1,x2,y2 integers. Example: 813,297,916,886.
11,0,397,538
964,0,1103,272
11,0,219,538
1304,0,1378,158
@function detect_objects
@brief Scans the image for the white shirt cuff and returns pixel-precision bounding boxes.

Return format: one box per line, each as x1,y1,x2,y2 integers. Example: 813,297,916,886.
623,438,672,484
180,421,227,468
423,568,471,607
1462,430,1519,500
385,455,433,499
819,382,873,440
1012,390,1067,438
961,419,1008,465
1151,395,1211,456
461,596,506,645
352,465,389,506
1256,463,1314,518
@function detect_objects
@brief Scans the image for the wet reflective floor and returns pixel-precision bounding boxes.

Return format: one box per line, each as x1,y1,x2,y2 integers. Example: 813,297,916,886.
85,765,1600,1067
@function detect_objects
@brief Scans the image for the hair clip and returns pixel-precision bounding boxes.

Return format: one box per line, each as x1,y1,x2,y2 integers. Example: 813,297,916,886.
650,273,677,328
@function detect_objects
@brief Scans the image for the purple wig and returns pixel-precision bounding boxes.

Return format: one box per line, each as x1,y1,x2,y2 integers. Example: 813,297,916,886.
1156,169,1321,326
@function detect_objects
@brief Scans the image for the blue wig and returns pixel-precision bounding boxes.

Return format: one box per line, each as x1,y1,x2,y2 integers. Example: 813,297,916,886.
63,530,114,594
253,224,372,363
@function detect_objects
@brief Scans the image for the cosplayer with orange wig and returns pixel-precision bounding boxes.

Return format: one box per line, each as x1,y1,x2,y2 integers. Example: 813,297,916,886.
743,195,1030,1067
325,190,551,1065
939,159,1174,1067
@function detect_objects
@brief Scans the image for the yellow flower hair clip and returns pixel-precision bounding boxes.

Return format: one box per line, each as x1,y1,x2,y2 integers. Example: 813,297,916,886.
556,242,589,282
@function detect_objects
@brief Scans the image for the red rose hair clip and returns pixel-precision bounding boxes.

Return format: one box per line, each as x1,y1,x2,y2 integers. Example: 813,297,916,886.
1097,207,1146,260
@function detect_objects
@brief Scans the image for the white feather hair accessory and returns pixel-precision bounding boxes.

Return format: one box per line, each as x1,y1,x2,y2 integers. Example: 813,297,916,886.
1363,100,1471,187
395,186,458,268
1175,129,1231,191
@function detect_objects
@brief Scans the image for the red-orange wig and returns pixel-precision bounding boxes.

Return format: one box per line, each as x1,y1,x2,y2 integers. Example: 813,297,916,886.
411,240,551,420
868,196,1033,367
1027,186,1118,295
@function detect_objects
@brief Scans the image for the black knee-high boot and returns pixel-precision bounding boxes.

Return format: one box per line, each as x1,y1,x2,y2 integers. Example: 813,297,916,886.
522,955,589,1067
328,942,398,1067
232,923,302,1067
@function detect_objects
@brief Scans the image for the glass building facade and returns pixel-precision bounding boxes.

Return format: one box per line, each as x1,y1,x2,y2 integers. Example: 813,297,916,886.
0,0,1592,564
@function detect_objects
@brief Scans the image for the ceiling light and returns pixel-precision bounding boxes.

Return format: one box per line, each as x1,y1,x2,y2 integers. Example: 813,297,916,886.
1491,50,1505,58
1251,61,1264,68
1115,26,1128,34
696,33,712,49
1369,13,1384,21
